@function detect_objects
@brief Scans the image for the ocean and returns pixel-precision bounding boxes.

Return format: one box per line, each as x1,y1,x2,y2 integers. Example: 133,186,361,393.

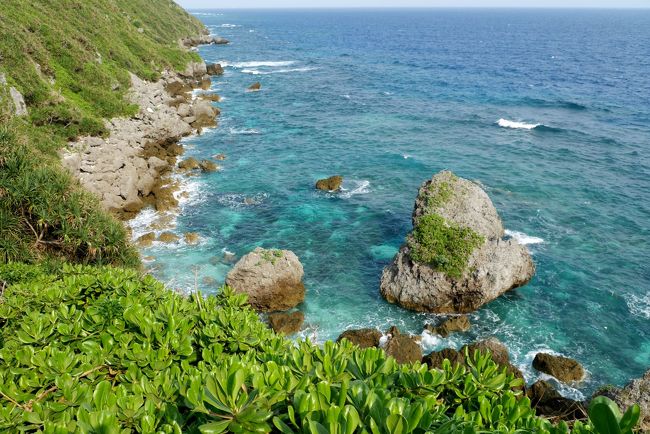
132,8,650,397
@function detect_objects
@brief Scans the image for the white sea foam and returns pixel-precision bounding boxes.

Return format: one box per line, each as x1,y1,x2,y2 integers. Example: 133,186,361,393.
241,67,317,75
420,330,442,348
127,208,159,240
218,24,239,28
229,127,261,135
341,94,351,99
340,180,371,198
517,348,587,401
497,118,540,130
504,229,544,245
216,192,269,209
626,293,650,319
222,60,296,68
378,334,389,348
403,154,412,159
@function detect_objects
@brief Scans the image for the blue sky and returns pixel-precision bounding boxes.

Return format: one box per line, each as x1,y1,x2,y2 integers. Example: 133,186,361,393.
177,0,650,8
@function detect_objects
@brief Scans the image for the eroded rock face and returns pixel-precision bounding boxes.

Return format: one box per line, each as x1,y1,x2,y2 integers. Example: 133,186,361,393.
206,63,224,75
225,247,305,312
315,176,343,191
611,369,650,432
532,353,585,383
268,311,304,335
384,333,422,364
336,328,382,349
380,171,535,313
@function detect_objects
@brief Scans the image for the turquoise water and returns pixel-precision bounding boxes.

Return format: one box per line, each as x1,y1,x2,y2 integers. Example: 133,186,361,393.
133,9,650,396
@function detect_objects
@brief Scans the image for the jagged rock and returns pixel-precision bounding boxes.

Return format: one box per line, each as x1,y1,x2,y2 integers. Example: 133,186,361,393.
178,157,200,171
184,232,200,245
181,35,229,48
532,353,585,383
200,93,221,102
268,311,304,335
380,171,535,313
337,328,382,349
150,182,179,212
247,82,261,91
199,160,219,172
206,63,224,75
528,380,587,420
136,232,156,247
180,61,207,79
157,232,179,243
422,348,464,368
9,87,28,116
315,175,343,191
191,99,218,128
424,315,471,337
609,369,650,432
384,329,422,364
225,247,305,312
165,79,192,96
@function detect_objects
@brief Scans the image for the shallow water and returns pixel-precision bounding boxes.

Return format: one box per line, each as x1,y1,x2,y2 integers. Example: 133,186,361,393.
135,9,650,396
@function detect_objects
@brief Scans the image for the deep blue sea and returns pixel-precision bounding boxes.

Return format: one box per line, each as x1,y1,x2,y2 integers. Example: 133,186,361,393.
132,9,650,397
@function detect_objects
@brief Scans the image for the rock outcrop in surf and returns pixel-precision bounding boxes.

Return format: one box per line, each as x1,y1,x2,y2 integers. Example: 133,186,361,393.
380,171,535,313
226,247,305,312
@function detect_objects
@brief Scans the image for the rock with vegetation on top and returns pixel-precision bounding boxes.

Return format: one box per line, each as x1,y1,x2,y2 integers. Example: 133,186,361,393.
424,315,471,337
532,353,585,383
315,175,343,191
608,369,650,432
247,82,262,92
337,328,383,349
268,311,304,335
206,63,224,75
383,327,422,364
225,247,305,312
380,170,535,313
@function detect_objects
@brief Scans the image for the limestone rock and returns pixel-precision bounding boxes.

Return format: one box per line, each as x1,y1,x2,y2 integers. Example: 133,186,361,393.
225,247,305,312
268,311,304,335
191,99,218,128
199,160,219,172
532,353,585,383
380,170,535,313
315,175,343,191
9,87,28,116
384,331,422,364
136,232,156,247
184,232,200,245
424,315,471,337
157,232,179,243
178,157,200,171
206,63,224,75
610,369,650,432
336,328,382,349
247,82,261,92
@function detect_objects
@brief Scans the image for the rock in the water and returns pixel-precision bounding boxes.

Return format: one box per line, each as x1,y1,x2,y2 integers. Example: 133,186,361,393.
424,315,471,337
213,153,227,160
199,160,219,172
609,369,650,431
528,380,587,420
315,175,343,191
532,353,585,383
384,333,422,364
380,170,535,313
268,311,304,335
191,99,218,128
184,232,200,245
247,82,261,91
206,63,224,75
178,157,200,171
225,247,305,312
136,232,156,247
157,232,179,243
337,328,382,349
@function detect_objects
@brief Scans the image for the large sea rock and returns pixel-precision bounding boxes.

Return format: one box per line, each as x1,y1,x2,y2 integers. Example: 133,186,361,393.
225,247,305,312
380,171,535,313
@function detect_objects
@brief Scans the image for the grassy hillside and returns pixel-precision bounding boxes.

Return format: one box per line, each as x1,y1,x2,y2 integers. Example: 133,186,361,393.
0,0,205,267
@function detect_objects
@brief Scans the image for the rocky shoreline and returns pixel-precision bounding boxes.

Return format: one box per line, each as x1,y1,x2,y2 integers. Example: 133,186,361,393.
61,37,225,221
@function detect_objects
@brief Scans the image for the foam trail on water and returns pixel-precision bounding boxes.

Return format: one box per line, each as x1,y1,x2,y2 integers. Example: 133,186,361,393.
626,293,650,319
497,118,541,130
505,230,544,245
222,61,296,68
340,180,371,198
229,128,261,135
241,67,318,75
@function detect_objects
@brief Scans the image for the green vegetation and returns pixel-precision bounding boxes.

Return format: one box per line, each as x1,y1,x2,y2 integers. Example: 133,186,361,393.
423,175,457,210
588,396,640,434
0,0,205,266
259,249,284,265
0,263,635,433
408,214,484,278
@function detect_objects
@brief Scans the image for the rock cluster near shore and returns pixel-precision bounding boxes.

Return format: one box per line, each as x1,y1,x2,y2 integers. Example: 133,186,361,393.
62,52,222,217
380,170,535,313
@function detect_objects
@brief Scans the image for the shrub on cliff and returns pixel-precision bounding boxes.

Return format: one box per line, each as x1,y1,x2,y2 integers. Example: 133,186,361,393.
0,263,637,432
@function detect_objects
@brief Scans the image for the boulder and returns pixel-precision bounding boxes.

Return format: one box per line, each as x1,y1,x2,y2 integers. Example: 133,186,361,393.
528,380,587,420
206,63,224,75
337,328,382,349
157,232,179,243
424,315,471,337
199,160,219,172
225,247,305,312
315,175,343,191
532,353,585,383
380,171,535,313
422,348,464,368
268,311,304,335
178,157,200,171
609,369,650,432
136,232,156,247
247,82,261,92
180,61,208,79
9,87,28,116
384,332,422,364
213,153,227,160
191,99,218,128
184,232,200,245
200,93,221,102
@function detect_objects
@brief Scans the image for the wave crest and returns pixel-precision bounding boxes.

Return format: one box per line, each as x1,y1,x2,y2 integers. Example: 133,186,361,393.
222,61,296,68
497,118,540,130
505,230,544,245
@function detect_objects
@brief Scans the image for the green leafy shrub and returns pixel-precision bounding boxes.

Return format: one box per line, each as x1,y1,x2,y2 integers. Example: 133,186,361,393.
0,264,635,433
408,214,484,278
